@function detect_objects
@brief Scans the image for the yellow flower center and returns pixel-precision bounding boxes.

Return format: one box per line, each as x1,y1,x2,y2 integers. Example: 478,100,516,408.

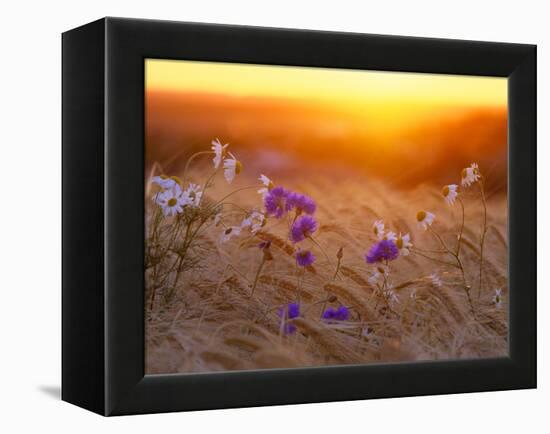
167,198,177,207
170,175,182,186
417,211,426,222
235,160,243,174
396,238,403,249
160,174,168,179
373,227,379,235
442,185,449,197
268,181,274,190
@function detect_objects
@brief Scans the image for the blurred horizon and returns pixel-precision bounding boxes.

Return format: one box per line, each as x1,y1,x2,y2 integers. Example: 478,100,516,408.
145,60,508,195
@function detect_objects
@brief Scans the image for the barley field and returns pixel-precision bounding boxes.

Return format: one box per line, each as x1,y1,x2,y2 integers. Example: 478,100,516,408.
144,154,508,374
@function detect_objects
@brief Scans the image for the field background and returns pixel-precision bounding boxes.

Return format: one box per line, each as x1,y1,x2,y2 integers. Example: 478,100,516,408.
144,62,508,374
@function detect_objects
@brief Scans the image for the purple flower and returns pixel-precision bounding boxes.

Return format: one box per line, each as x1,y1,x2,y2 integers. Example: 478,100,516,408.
296,249,316,267
290,215,317,243
322,306,350,321
286,192,316,215
365,239,399,264
278,302,300,334
264,186,289,219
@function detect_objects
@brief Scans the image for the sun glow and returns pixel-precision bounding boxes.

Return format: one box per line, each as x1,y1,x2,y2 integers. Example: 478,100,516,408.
146,59,506,109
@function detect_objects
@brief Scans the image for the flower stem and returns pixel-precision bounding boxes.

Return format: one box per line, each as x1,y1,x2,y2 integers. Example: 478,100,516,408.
207,185,260,212
478,179,488,299
250,256,266,298
456,196,465,257
428,227,475,317
411,248,459,268
308,235,332,266
182,150,213,184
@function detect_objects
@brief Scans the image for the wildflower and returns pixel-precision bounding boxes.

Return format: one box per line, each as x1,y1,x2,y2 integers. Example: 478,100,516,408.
220,226,241,243
296,249,316,267
384,289,399,304
362,326,374,338
241,210,266,234
368,269,381,285
322,305,350,321
492,288,503,308
183,183,203,207
258,174,274,197
368,266,388,285
429,273,443,287
278,302,300,334
384,231,397,242
211,138,228,169
286,192,316,215
373,220,385,240
365,239,399,264
461,163,480,187
213,213,222,226
152,175,174,190
416,210,435,230
264,186,289,218
290,215,318,243
152,175,183,193
442,184,458,205
395,233,412,256
223,152,243,184
156,188,186,216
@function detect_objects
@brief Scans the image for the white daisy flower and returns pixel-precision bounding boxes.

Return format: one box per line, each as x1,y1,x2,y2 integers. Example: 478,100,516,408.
368,266,387,285
368,270,381,285
241,210,266,234
220,226,241,243
211,138,228,169
373,220,385,240
258,174,274,197
223,152,243,184
152,175,183,191
429,273,443,287
396,233,412,256
156,188,186,217
461,163,480,187
384,289,399,304
442,184,458,205
361,326,374,338
183,183,203,207
492,288,503,308
384,231,397,242
416,210,435,230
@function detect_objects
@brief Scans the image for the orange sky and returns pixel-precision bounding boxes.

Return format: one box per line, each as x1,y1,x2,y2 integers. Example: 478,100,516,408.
145,59,508,191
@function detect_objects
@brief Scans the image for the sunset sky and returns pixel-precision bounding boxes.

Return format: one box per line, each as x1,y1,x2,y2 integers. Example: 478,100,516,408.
146,59,506,107
145,59,508,191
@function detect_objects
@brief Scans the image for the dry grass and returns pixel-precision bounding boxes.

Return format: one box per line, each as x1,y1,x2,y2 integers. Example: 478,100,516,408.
145,168,508,374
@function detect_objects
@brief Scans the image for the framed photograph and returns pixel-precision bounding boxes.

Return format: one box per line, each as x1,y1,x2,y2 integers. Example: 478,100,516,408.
62,17,536,416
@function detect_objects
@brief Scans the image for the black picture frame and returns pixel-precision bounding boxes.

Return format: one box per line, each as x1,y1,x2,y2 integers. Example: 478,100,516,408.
62,17,536,416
